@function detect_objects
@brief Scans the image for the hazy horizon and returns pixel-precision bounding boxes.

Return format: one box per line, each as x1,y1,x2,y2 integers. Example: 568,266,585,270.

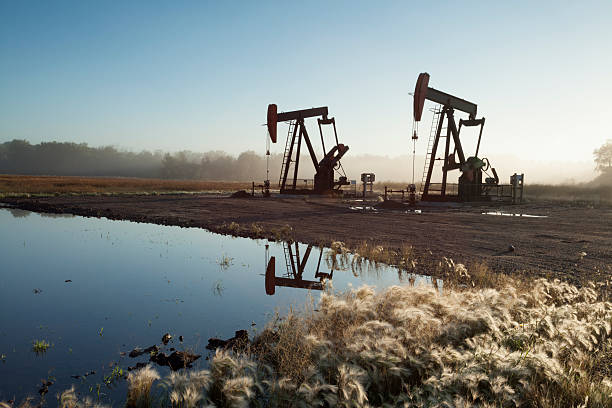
0,138,599,185
1,1,611,170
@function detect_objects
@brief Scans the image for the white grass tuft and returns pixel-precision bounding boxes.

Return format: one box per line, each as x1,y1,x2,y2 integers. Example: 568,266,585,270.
126,365,160,408
47,273,612,407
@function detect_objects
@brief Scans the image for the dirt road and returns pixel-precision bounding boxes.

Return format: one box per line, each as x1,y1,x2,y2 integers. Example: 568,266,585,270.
3,194,611,285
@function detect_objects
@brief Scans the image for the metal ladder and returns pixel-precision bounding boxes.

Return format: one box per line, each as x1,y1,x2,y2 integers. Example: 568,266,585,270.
420,106,443,194
278,121,297,188
282,242,295,278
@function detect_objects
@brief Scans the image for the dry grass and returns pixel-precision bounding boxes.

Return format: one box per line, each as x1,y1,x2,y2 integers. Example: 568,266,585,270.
4,237,610,407
126,365,160,408
0,174,250,197
0,386,111,407
100,276,612,407
215,221,295,242
251,309,316,384
6,275,611,407
521,184,612,206
374,181,612,206
56,386,109,408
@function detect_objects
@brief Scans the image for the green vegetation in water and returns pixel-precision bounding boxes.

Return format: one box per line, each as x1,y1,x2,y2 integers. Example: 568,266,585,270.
31,339,51,354
212,279,224,296
216,254,233,270
87,383,105,405
104,365,126,387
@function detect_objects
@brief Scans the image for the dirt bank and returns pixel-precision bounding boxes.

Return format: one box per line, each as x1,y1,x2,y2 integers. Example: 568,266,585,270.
3,194,611,285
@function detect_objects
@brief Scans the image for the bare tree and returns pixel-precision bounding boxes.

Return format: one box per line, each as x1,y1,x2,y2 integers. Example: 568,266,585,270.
594,140,612,172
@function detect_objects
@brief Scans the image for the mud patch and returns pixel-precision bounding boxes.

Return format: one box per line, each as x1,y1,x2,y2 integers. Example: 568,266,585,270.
206,330,249,352
230,190,252,198
375,200,408,210
150,351,201,371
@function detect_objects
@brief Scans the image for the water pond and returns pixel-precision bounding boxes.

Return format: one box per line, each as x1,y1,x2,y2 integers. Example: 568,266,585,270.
482,211,548,218
0,207,435,404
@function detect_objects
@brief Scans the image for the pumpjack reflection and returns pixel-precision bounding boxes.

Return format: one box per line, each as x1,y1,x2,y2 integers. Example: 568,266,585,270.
265,243,333,295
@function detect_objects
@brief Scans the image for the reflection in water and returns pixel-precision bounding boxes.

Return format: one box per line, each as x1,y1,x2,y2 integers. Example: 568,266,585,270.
3,207,75,218
482,211,547,218
264,242,442,295
0,207,441,403
6,208,31,218
265,243,332,295
39,212,75,218
348,206,377,212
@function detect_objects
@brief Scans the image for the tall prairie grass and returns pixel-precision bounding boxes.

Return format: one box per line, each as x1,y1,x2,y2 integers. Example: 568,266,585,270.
3,244,611,407
16,274,606,408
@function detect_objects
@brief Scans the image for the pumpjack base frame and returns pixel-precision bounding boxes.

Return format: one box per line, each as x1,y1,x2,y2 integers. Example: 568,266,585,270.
420,195,492,203
421,182,521,203
280,188,346,196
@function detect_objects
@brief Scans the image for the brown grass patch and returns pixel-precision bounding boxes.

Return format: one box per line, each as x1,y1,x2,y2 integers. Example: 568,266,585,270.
133,279,611,407
6,276,611,407
0,174,250,196
520,183,612,206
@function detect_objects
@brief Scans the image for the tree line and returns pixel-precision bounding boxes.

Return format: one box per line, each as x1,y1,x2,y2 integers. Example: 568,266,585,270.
0,139,282,180
1,138,610,184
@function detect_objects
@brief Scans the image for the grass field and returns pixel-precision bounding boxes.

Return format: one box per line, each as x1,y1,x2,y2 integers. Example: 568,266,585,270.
0,174,251,197
375,180,612,205
523,183,612,205
33,273,612,408
2,175,611,205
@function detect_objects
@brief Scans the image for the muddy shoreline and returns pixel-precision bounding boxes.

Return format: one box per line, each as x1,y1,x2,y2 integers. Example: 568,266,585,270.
2,194,611,285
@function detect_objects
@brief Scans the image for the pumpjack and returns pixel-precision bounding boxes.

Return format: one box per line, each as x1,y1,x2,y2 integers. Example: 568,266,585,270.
264,243,333,296
267,104,349,194
413,73,502,202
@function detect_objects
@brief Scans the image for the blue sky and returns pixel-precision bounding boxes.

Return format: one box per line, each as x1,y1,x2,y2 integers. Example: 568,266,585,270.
1,1,611,165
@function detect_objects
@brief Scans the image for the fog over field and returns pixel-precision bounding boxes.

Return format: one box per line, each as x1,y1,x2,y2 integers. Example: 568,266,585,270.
0,139,597,185
341,154,596,185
